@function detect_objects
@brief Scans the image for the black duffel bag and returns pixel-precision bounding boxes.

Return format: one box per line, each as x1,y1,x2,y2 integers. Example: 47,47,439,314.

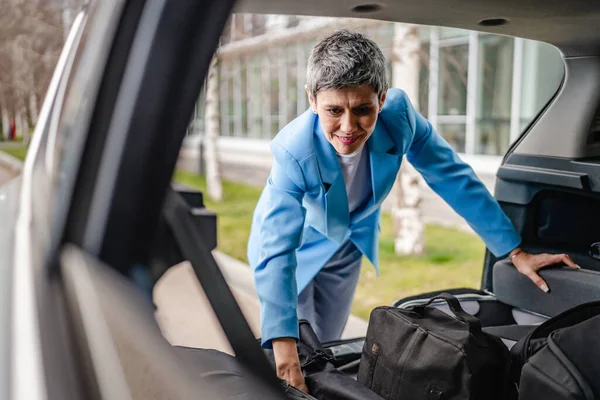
510,302,600,400
517,315,600,400
357,293,513,400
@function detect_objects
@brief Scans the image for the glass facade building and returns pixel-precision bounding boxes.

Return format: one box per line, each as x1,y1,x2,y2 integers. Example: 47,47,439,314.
190,16,564,161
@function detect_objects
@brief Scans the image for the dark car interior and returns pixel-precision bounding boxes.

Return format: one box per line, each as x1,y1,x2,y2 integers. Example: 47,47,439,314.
9,0,600,399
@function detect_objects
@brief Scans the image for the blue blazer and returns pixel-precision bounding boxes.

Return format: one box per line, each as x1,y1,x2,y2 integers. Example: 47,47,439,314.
247,88,521,347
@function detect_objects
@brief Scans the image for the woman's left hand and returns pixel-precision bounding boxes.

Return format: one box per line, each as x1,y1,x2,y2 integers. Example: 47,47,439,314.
510,247,581,293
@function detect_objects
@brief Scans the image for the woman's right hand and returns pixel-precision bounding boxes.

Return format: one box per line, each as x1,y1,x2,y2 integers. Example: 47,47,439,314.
273,338,309,393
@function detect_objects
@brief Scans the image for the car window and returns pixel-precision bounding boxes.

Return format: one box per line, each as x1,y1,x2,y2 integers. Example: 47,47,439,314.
47,1,128,250
27,11,88,234
166,14,566,351
42,12,88,179
187,15,564,160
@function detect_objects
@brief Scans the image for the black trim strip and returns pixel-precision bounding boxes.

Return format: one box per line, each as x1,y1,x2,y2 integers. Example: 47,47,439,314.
163,190,283,395
497,165,590,190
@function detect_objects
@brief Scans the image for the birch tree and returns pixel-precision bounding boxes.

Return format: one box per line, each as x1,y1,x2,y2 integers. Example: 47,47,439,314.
203,56,224,202
391,24,425,255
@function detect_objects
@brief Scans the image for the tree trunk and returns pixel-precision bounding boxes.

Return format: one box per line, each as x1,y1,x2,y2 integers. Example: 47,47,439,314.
29,92,39,126
1,110,9,141
203,56,224,202
390,24,425,256
392,160,424,255
0,95,7,140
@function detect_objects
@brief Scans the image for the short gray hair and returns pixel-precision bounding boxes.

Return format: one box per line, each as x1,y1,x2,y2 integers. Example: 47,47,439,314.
306,30,388,100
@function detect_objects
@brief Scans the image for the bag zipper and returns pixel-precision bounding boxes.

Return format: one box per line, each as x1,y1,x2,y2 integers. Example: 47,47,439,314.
300,349,333,369
365,342,381,389
395,293,496,309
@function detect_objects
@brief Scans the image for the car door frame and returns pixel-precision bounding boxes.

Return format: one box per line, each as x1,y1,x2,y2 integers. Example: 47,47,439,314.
11,0,238,399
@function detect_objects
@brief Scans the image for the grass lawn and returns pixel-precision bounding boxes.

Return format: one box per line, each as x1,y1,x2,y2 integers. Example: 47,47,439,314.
1,146,28,161
174,169,486,321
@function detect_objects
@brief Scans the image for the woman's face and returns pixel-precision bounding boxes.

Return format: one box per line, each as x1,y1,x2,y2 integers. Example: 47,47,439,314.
307,84,386,155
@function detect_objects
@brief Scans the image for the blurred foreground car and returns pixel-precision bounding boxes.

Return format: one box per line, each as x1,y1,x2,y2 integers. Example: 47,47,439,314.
2,0,600,399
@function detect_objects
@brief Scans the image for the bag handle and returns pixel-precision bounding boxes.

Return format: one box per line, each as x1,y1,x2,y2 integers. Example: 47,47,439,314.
412,293,483,336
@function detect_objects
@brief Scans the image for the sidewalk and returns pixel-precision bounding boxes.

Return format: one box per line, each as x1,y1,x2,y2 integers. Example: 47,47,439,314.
216,160,497,234
154,251,368,354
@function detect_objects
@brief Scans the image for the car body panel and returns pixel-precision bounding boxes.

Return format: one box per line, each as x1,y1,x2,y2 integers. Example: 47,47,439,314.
0,177,22,400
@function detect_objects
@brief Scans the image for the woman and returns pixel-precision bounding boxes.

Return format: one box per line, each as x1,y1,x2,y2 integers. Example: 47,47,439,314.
247,30,578,392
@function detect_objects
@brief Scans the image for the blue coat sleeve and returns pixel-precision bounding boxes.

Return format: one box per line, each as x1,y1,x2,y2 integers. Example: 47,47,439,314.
404,100,521,257
252,143,307,348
